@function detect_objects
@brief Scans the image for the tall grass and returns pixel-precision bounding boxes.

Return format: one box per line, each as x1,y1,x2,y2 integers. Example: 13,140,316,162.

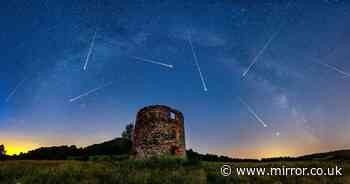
0,159,348,184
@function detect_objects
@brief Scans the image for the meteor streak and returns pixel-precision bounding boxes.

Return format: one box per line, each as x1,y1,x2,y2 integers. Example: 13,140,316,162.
239,97,268,127
69,82,113,102
242,29,281,78
131,56,173,68
316,61,350,78
83,30,97,71
5,79,26,102
187,32,208,92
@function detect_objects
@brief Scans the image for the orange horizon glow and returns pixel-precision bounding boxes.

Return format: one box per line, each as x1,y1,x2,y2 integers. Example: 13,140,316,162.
2,138,347,159
2,140,40,156
3,141,300,158
222,142,330,159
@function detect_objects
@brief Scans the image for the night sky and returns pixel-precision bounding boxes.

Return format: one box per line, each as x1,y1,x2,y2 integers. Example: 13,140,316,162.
1,0,350,158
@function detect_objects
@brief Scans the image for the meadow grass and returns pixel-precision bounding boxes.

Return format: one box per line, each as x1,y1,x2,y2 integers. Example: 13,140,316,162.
0,159,349,184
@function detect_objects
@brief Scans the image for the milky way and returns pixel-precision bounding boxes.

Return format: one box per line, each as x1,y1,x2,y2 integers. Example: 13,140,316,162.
1,0,350,158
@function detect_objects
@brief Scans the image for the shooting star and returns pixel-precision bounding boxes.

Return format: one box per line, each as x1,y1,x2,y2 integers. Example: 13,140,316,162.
5,79,26,102
83,30,97,71
69,82,113,102
238,97,268,128
242,29,281,78
131,56,173,69
187,32,208,92
315,61,350,78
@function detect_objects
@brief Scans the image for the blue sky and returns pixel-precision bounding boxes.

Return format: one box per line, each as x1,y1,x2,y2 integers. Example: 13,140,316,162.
1,0,350,158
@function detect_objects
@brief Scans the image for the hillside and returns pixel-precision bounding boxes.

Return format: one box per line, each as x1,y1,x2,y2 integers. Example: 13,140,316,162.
298,150,350,160
2,137,349,161
6,138,132,160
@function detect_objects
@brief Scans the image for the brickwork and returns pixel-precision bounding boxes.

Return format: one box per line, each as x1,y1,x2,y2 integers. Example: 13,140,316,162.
133,105,186,159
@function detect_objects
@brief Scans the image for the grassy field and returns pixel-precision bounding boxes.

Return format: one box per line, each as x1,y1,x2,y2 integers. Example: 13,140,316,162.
0,159,349,184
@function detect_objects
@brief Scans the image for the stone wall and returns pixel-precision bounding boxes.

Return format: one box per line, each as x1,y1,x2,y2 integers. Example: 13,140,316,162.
133,105,186,159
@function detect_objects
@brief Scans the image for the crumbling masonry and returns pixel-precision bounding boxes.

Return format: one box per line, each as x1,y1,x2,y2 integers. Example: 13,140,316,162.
133,105,186,159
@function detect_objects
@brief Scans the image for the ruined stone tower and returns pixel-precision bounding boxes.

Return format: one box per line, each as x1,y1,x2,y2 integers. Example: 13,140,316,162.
133,105,186,159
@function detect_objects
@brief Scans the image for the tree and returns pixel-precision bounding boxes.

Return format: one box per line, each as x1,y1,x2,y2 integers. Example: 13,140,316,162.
122,123,134,141
0,144,5,156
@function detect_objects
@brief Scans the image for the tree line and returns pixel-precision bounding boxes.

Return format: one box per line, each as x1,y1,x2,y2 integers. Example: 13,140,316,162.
0,124,134,161
2,123,348,162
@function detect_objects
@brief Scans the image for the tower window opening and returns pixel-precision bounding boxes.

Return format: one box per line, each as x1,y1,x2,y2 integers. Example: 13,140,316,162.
170,112,176,120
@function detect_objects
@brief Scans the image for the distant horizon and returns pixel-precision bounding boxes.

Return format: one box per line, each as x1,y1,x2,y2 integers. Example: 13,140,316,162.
2,1,350,160
3,137,349,160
